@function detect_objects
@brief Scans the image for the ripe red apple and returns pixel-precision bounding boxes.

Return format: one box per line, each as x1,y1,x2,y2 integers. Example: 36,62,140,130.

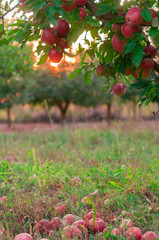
140,58,154,71
112,83,126,96
126,7,143,26
120,219,134,231
124,66,134,76
34,219,50,234
85,211,100,222
144,9,157,25
125,227,142,240
58,38,69,49
56,19,70,37
76,0,87,6
0,196,7,203
19,0,26,3
112,23,121,33
141,231,158,240
111,228,121,237
121,23,140,38
96,65,106,77
132,67,151,79
78,7,87,20
14,233,33,240
89,218,106,233
55,204,66,215
63,214,77,225
49,48,63,63
62,226,82,239
62,0,76,12
72,220,89,233
112,34,127,52
41,29,58,45
50,217,62,231
144,45,157,57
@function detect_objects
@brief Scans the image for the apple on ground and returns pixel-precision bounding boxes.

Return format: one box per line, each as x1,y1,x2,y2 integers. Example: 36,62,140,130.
120,219,134,231
112,83,126,96
125,227,142,240
112,34,127,52
34,219,50,234
85,211,100,222
89,218,106,233
55,204,67,215
141,231,158,240
14,233,33,240
62,225,82,239
49,48,63,63
126,7,143,26
70,177,81,186
111,228,121,236
50,217,62,231
72,220,89,233
63,214,77,225
0,196,7,203
56,19,70,37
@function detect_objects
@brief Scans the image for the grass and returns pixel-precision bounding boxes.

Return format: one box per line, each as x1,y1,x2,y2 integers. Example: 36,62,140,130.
0,124,159,239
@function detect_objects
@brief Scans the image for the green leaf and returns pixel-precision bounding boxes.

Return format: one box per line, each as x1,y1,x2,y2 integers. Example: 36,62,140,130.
152,17,159,27
37,54,48,65
125,39,136,54
84,71,91,85
141,9,152,21
133,44,143,67
149,27,158,38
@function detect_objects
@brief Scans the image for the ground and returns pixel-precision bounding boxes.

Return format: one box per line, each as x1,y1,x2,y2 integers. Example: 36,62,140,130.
0,120,159,239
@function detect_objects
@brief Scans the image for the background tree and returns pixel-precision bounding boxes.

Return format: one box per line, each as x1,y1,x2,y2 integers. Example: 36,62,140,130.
0,44,34,127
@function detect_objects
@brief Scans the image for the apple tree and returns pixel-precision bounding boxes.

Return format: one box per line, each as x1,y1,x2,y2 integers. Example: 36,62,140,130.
0,0,159,106
0,44,34,128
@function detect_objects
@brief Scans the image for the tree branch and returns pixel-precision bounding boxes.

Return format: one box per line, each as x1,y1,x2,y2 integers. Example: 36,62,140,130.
153,60,159,73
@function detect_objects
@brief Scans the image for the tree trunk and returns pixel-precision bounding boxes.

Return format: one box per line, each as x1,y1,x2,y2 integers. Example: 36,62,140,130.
58,102,69,125
7,107,11,129
132,100,137,120
44,99,54,127
107,102,112,123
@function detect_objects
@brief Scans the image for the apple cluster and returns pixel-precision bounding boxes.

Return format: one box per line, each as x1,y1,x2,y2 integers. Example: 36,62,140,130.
111,6,158,79
13,209,158,240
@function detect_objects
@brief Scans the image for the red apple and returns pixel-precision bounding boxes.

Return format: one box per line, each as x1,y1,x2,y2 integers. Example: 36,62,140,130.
19,0,26,3
144,45,157,57
55,204,66,215
125,227,142,240
62,0,76,12
0,196,7,203
121,23,140,38
56,19,70,37
112,83,126,96
89,218,106,233
112,34,127,52
50,217,62,231
112,23,121,33
141,231,158,240
144,9,157,25
111,228,121,237
132,67,151,79
72,220,89,233
126,7,143,26
76,0,87,6
41,29,58,45
14,233,33,240
78,7,87,20
85,211,100,222
34,219,50,234
49,48,63,63
96,65,106,76
120,219,134,231
58,38,69,49
63,214,77,225
140,58,154,70
62,226,82,239
102,227,111,234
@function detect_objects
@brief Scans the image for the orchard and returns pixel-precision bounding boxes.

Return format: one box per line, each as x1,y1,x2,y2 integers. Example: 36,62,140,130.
0,0,159,106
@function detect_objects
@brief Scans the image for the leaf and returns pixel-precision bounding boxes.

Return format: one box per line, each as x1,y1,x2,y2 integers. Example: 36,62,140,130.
37,54,48,65
125,39,136,54
133,44,143,67
141,9,152,21
149,27,158,38
152,17,159,27
84,71,91,85
67,22,85,46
